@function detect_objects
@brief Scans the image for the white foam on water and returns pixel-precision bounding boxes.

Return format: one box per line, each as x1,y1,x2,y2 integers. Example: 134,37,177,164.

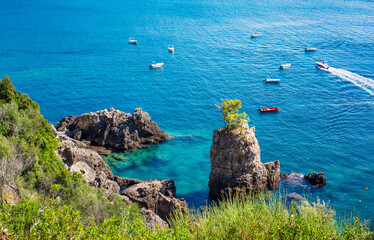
327,67,374,95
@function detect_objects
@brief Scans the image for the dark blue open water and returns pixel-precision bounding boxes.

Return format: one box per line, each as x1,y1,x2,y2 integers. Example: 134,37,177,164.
1,0,373,220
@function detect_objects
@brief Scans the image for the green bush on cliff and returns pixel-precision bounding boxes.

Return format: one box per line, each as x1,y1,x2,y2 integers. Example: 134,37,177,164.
215,99,249,126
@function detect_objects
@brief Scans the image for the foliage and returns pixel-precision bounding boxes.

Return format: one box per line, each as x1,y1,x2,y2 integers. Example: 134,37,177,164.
168,192,374,240
215,99,249,126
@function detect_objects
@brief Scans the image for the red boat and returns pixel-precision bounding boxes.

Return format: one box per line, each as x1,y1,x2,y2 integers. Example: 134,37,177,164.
259,107,279,112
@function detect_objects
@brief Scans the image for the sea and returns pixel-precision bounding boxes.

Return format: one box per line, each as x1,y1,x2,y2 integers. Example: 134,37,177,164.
1,0,373,222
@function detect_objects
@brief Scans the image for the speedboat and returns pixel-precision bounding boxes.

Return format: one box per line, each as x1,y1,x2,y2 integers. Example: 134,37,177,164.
279,62,291,70
168,44,174,53
128,37,137,44
316,61,329,69
264,76,280,83
149,62,164,68
251,33,259,38
305,47,317,52
259,107,279,112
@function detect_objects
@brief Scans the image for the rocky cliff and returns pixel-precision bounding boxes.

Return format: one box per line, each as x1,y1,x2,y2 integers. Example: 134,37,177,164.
55,108,169,151
209,121,280,197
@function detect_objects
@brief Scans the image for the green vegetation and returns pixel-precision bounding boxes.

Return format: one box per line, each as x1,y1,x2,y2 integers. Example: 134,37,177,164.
0,76,373,239
215,99,249,126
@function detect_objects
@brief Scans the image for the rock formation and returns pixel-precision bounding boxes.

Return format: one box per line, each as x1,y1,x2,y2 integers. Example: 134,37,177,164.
55,108,169,151
304,172,326,188
121,179,188,221
208,121,280,197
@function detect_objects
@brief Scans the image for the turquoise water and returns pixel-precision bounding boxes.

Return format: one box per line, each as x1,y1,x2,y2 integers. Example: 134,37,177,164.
1,0,374,220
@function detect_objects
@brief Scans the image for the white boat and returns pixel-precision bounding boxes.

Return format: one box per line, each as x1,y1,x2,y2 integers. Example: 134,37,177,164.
316,61,329,69
305,47,317,52
128,37,137,44
168,44,174,53
264,76,280,83
279,62,291,70
149,62,164,68
251,33,259,38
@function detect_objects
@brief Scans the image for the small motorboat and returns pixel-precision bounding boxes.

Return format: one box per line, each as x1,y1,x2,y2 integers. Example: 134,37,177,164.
259,107,279,112
264,76,280,83
128,37,137,44
149,61,164,68
305,47,317,52
168,44,174,53
316,61,329,69
251,33,259,38
279,62,291,70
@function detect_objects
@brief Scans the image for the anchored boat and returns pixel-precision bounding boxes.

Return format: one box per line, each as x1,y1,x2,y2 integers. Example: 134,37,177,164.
149,62,164,68
251,33,259,38
128,37,137,44
168,44,174,53
279,62,291,70
259,107,279,112
305,47,317,52
264,76,280,83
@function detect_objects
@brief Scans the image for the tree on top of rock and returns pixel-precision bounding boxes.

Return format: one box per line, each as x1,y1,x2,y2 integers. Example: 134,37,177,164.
215,99,249,126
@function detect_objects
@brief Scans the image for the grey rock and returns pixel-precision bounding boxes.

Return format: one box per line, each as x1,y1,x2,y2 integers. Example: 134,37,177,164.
287,192,305,202
112,176,142,188
208,121,280,197
121,179,187,221
70,161,96,184
140,208,169,232
93,171,120,197
55,108,168,151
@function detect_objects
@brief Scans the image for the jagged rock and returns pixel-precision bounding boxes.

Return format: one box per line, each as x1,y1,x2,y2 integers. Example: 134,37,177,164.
140,208,169,232
208,121,280,197
304,172,326,188
72,129,82,140
93,172,120,197
2,184,20,205
121,180,187,221
58,137,113,178
69,161,96,184
112,176,142,188
55,108,169,151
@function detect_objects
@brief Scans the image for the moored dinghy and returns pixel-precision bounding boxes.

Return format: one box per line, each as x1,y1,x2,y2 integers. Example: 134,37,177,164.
251,32,259,38
149,61,164,68
168,44,174,53
259,107,279,112
279,62,291,70
128,37,137,44
305,47,317,52
264,76,280,83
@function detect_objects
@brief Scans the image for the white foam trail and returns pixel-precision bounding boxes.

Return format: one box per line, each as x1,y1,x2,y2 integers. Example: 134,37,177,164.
327,67,374,95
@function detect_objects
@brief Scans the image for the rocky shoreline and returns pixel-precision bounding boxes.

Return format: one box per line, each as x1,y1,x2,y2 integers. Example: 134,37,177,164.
54,108,180,230
54,109,326,230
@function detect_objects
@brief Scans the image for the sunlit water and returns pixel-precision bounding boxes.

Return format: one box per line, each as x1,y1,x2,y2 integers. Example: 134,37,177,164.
1,0,373,220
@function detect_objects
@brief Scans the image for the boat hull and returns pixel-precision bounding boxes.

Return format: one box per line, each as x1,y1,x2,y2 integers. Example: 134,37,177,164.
316,62,329,69
279,64,291,70
150,63,164,68
264,79,280,83
128,40,137,44
305,48,317,52
259,107,279,112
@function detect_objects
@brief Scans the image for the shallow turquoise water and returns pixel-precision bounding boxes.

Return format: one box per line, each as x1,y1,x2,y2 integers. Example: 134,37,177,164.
1,0,373,220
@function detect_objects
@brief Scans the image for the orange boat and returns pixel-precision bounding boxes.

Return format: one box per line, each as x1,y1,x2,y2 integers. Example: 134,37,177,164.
259,107,279,112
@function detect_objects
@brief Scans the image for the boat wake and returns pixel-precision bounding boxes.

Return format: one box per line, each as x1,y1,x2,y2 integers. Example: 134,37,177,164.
327,67,374,95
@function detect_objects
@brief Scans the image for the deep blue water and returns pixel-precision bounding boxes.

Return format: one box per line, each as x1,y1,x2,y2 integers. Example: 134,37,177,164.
1,0,374,220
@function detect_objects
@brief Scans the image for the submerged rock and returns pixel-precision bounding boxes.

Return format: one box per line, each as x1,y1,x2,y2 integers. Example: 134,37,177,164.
55,108,169,151
287,192,305,203
208,121,280,197
304,172,326,188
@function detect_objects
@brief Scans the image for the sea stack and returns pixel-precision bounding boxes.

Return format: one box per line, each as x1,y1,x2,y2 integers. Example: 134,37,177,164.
55,108,169,151
208,120,280,197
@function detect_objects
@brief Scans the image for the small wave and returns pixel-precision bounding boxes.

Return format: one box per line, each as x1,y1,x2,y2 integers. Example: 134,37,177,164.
328,67,374,95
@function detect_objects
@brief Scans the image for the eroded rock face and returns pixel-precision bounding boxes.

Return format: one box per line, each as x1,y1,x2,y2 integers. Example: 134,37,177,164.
55,108,169,151
209,121,280,197
121,180,188,221
304,172,326,188
140,208,169,232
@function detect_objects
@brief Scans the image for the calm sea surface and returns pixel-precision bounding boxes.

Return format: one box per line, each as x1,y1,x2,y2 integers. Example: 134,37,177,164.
1,0,373,220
